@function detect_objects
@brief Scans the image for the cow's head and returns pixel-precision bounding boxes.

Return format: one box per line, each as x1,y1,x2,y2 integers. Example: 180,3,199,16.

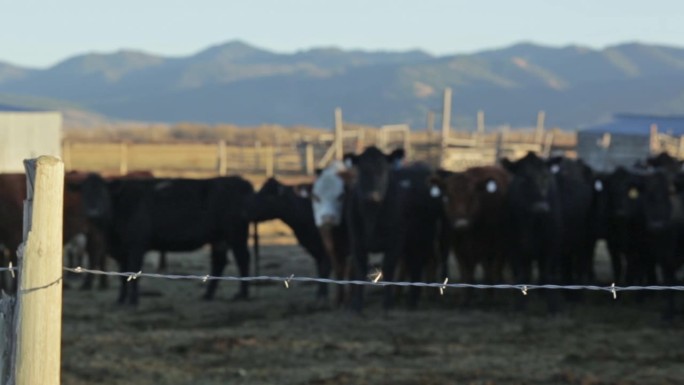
647,152,683,175
641,171,672,232
432,167,508,230
344,146,405,205
246,178,306,222
605,167,641,220
80,173,112,220
312,161,346,227
501,152,554,214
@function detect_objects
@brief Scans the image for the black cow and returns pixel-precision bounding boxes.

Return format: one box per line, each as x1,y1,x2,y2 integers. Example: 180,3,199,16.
501,152,563,312
603,167,638,284
392,163,445,308
546,157,596,290
246,177,332,300
343,147,440,311
81,174,254,305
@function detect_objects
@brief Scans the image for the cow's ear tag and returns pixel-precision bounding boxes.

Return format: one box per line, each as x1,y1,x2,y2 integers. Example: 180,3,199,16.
486,180,497,193
344,158,353,168
550,164,560,174
594,180,603,192
628,187,639,199
430,185,441,197
299,189,309,198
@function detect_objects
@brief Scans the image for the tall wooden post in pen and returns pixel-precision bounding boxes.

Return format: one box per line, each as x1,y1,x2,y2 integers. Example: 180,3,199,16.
334,108,343,161
217,139,227,176
119,141,128,176
441,88,452,166
14,156,64,385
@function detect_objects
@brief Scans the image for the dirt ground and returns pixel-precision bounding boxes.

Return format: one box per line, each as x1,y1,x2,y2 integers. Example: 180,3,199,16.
62,223,684,385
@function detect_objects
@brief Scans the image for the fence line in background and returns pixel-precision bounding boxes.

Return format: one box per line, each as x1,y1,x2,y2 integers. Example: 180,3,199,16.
60,267,684,296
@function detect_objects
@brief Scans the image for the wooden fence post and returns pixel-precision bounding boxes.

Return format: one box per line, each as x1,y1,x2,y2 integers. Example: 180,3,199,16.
217,139,227,176
334,108,343,161
476,110,485,146
119,141,128,176
62,140,72,171
14,156,64,385
535,110,546,144
305,143,314,176
441,88,452,166
650,124,659,154
265,146,275,177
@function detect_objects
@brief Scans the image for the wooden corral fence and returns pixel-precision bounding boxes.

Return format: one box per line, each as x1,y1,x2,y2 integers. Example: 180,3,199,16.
62,129,578,177
63,101,578,176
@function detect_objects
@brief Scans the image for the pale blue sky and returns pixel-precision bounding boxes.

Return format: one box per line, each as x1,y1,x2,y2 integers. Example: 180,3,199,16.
1,0,682,68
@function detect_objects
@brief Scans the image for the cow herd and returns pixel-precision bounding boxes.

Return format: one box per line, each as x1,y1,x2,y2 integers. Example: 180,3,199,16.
1,147,683,319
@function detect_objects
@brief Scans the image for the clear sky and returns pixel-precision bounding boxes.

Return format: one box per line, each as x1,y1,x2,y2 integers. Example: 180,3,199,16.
1,0,682,68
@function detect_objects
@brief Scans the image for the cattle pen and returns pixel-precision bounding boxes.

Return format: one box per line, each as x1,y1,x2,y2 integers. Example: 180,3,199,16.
3,96,684,383
1,157,684,384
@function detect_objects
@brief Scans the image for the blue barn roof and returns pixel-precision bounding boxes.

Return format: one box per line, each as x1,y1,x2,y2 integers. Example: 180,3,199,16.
581,114,684,136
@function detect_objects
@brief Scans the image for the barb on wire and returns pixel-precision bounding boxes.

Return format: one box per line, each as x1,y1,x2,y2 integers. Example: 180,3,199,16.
61,266,684,293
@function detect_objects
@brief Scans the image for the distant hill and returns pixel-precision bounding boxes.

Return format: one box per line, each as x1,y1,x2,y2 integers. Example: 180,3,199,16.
1,40,684,128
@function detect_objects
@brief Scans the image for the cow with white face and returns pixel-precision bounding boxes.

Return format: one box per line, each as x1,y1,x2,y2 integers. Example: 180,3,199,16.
312,161,347,227
311,160,350,306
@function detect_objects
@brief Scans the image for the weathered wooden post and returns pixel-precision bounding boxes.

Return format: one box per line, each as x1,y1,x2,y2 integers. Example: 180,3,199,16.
600,133,612,171
650,124,660,154
265,146,275,177
535,110,546,144
427,110,435,138
334,108,343,161
217,139,227,176
13,156,64,385
62,140,72,171
441,88,452,166
119,141,128,176
476,110,485,145
678,135,684,159
305,143,315,176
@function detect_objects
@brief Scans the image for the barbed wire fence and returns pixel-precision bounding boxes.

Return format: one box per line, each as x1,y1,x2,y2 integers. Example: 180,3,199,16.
5,265,684,298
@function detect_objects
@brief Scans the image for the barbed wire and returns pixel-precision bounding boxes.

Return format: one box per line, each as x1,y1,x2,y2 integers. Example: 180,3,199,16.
60,267,684,297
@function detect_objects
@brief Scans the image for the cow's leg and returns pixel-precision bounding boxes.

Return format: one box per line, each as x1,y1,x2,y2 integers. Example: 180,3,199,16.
321,225,346,306
333,236,349,307
349,240,368,313
81,234,97,290
382,235,404,311
116,255,128,305
406,241,426,310
314,248,331,300
606,238,623,284
205,242,229,300
439,222,451,280
126,248,146,306
158,251,167,272
232,240,251,300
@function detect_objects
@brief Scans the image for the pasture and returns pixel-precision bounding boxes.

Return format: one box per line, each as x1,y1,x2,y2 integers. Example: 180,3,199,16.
61,221,684,385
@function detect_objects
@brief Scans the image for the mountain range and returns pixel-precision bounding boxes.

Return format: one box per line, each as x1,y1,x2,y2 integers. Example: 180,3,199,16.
1,40,684,129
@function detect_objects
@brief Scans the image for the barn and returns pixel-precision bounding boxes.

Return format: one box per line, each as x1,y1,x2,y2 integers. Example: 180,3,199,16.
577,114,684,171
0,105,62,172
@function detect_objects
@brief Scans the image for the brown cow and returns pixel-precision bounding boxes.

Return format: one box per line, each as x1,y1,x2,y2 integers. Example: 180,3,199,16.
432,166,511,305
0,172,89,292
